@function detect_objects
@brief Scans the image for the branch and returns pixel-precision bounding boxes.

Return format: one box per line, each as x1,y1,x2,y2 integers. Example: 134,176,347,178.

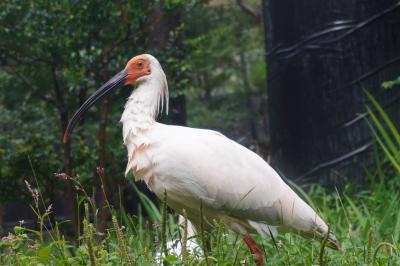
101,2,136,66
1,65,56,106
236,0,261,23
109,32,148,63
101,26,132,66
50,64,68,116
0,47,51,66
100,3,147,66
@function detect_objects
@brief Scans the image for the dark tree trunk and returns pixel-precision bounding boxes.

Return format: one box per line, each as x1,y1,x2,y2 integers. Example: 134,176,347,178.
53,62,79,239
95,22,131,234
169,95,187,126
97,80,110,235
146,2,169,48
146,0,186,125
263,1,400,184
61,120,79,238
239,50,258,145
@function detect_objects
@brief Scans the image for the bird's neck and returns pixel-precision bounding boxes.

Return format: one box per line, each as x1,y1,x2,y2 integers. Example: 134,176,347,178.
120,81,162,143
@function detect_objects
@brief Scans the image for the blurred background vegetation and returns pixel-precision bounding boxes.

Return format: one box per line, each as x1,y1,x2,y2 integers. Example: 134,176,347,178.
0,0,399,246
0,0,269,235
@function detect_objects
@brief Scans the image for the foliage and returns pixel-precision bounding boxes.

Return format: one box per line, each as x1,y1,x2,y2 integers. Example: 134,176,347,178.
184,3,266,135
0,0,218,210
0,0,148,206
0,0,267,217
174,2,269,156
0,99,62,203
0,93,399,265
1,169,399,265
382,76,400,90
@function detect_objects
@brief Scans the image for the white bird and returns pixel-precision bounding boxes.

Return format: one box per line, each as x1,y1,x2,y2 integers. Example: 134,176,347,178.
64,54,339,265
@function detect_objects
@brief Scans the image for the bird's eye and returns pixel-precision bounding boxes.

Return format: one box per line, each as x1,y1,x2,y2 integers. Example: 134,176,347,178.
137,61,143,68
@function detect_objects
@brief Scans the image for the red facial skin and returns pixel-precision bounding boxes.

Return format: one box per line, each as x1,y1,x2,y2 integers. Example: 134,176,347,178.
124,55,152,85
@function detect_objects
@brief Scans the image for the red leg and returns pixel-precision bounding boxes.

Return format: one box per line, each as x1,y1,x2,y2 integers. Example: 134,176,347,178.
243,235,265,266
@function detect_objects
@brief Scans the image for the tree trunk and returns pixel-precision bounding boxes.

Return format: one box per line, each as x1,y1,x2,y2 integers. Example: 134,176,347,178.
263,0,400,184
50,62,79,238
61,121,79,239
239,50,260,150
146,0,186,125
169,95,187,126
97,93,111,235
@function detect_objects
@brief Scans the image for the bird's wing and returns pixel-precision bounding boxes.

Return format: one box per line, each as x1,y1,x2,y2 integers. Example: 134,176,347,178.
147,124,329,237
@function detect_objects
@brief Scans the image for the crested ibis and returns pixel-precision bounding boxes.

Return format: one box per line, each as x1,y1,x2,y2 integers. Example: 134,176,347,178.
64,54,339,265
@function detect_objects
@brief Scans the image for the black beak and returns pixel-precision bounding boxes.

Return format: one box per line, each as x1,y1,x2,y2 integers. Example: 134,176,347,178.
63,69,128,143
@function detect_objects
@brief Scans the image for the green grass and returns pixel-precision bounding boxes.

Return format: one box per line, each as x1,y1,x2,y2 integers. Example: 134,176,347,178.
1,179,399,265
1,93,399,265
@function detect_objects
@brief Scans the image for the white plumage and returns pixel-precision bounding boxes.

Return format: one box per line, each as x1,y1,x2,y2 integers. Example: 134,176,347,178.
64,53,339,264
121,54,339,250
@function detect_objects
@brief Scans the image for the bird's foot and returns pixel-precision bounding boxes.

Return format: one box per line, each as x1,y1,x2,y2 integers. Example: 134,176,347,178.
243,235,265,266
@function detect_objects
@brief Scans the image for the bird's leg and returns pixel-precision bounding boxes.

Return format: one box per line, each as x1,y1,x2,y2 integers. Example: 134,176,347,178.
243,235,265,266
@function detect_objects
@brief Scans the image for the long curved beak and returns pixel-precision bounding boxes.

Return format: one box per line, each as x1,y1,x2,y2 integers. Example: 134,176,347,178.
63,69,128,143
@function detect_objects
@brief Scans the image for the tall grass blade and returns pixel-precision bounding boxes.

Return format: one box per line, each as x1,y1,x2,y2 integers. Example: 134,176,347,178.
371,127,400,174
366,91,400,146
128,180,161,222
366,106,399,161
161,190,168,262
199,200,210,266
366,228,373,264
318,226,330,266
393,208,400,244
344,195,367,229
182,209,189,264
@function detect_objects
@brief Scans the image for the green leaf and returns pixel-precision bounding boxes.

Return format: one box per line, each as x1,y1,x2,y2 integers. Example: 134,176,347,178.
129,179,161,222
38,245,51,263
382,76,400,89
165,255,179,263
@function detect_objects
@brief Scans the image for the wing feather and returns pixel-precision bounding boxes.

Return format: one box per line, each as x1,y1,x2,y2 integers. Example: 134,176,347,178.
142,124,330,237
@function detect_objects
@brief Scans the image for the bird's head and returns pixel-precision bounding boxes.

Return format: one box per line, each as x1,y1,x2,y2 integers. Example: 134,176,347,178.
63,54,168,143
124,54,152,85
